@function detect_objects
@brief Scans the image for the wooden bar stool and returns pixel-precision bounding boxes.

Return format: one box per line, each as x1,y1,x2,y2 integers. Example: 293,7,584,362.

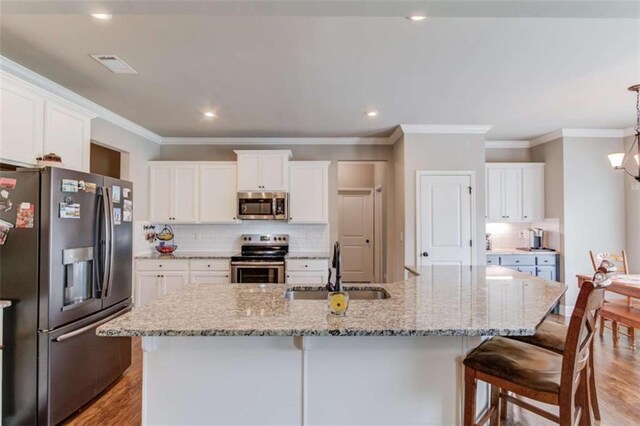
463,269,610,426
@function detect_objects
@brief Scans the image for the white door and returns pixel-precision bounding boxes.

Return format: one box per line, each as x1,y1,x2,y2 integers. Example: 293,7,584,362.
503,168,522,221
172,165,198,222
237,154,262,190
43,101,90,172
190,272,230,284
199,164,239,223
485,168,503,221
1,79,44,165
339,191,374,282
289,162,329,224
162,272,188,295
135,273,161,307
522,166,543,221
261,153,288,191
149,165,173,222
418,174,473,266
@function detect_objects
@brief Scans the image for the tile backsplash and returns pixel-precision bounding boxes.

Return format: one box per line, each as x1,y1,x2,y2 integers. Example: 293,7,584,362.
134,221,329,255
486,219,561,251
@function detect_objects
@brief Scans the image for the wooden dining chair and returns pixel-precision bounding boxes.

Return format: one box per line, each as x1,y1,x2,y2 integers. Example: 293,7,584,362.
463,268,610,426
589,250,635,348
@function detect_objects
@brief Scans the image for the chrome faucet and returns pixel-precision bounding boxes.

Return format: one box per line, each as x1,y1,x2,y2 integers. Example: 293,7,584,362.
326,242,343,292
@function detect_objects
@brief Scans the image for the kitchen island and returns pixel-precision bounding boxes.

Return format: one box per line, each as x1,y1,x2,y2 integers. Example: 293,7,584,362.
98,266,565,425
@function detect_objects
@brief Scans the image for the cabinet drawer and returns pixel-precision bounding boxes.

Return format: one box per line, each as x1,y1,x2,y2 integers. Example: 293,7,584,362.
136,260,189,271
190,272,230,284
190,259,230,271
536,255,557,266
286,271,329,285
486,255,500,266
286,259,329,272
499,255,535,266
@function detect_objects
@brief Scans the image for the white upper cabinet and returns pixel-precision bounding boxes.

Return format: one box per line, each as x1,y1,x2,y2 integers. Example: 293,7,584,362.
149,162,198,223
0,73,94,171
199,163,239,223
0,77,44,166
486,163,544,222
43,101,91,172
289,161,330,224
235,150,291,191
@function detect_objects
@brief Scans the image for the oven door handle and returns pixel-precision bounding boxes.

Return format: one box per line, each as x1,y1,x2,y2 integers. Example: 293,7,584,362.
231,262,285,268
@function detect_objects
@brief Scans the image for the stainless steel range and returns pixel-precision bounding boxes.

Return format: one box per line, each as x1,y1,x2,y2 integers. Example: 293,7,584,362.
231,234,289,283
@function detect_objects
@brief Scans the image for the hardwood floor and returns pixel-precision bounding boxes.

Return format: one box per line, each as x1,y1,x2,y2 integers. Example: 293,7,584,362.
63,318,638,426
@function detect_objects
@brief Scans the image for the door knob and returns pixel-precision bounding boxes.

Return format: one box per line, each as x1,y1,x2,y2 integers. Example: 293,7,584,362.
422,252,429,257
366,239,370,243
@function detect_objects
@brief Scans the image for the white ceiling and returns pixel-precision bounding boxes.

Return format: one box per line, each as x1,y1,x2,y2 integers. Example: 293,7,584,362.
1,1,638,140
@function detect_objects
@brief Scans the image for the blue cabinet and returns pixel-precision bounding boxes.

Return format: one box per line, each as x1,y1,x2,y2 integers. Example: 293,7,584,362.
488,253,559,281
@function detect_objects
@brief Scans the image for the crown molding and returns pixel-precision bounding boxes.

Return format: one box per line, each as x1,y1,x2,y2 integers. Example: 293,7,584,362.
161,137,391,145
531,128,628,147
399,124,493,135
485,140,531,149
0,55,163,144
623,127,637,138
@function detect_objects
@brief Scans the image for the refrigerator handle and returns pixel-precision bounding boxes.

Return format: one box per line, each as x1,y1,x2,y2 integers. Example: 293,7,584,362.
102,186,114,298
54,306,132,342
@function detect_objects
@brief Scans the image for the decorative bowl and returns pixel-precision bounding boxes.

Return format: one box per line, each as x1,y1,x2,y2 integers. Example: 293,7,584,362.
155,244,177,254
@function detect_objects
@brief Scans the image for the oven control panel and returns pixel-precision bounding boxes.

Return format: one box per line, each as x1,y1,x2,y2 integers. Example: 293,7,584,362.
241,234,289,245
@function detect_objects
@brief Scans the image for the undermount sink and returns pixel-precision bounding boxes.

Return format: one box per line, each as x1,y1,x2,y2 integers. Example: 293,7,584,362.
284,286,391,300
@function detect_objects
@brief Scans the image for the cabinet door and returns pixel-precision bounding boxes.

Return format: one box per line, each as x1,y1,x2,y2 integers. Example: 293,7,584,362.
261,154,288,191
43,101,91,172
172,165,198,222
486,168,504,221
536,266,556,281
503,168,522,221
0,79,44,165
286,271,329,285
522,166,544,221
289,163,328,224
199,164,239,223
135,273,161,307
190,272,231,284
162,272,188,295
237,155,262,191
149,165,173,222
515,266,537,276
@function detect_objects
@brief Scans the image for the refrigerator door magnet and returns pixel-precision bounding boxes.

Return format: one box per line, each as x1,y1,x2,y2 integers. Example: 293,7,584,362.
112,186,121,203
61,179,79,192
113,208,122,225
0,219,14,245
123,188,131,198
16,202,35,228
123,200,132,222
0,190,12,212
59,203,80,219
0,177,17,189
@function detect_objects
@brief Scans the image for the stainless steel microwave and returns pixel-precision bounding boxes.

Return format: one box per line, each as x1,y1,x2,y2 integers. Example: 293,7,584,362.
237,192,288,220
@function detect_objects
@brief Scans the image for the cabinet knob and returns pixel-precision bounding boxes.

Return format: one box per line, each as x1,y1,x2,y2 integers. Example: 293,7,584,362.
225,275,228,278
207,264,211,268
159,264,163,267
524,215,528,218
515,260,520,263
366,239,370,243
422,252,429,257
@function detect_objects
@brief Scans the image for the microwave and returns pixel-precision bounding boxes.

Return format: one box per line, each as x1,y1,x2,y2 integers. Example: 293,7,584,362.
237,192,288,220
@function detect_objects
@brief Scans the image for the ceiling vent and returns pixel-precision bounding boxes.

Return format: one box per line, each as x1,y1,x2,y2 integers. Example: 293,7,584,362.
90,54,137,74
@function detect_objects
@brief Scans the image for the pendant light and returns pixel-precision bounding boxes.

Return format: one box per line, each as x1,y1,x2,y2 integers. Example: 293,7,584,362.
608,85,640,182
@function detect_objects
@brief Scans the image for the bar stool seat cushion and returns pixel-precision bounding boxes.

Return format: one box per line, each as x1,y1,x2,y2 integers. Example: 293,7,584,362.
463,336,562,394
508,320,566,354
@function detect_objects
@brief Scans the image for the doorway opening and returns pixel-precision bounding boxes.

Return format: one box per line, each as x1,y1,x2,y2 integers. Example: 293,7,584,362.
90,142,122,178
337,161,387,283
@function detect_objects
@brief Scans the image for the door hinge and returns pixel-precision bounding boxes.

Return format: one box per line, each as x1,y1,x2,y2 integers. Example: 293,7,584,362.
468,186,472,195
470,240,473,247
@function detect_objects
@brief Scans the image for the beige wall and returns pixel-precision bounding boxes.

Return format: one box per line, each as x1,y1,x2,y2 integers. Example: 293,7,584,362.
91,117,161,220
392,137,405,280
624,134,640,272
395,133,487,268
485,147,532,162
160,144,397,280
337,163,374,187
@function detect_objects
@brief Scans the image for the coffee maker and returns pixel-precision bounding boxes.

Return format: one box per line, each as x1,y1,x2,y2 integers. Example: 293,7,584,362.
528,228,545,250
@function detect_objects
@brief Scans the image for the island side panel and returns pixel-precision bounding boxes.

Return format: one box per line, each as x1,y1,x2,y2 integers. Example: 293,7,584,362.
141,336,303,425
305,335,488,426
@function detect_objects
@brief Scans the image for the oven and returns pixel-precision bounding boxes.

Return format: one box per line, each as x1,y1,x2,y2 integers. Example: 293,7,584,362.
231,261,285,284
237,192,288,220
231,234,289,284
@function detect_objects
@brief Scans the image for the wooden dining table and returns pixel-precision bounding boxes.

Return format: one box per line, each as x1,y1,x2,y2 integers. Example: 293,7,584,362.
577,274,640,298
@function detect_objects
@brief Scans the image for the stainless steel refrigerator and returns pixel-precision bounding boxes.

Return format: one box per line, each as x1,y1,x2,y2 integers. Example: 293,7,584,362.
0,167,133,425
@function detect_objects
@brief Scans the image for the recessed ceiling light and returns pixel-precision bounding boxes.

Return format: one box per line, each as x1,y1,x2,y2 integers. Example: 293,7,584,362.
91,13,112,21
407,15,427,21
365,111,379,118
203,112,216,118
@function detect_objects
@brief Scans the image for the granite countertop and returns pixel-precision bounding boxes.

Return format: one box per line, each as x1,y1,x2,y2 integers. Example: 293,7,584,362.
487,248,559,256
135,251,236,260
0,300,11,309
286,252,330,260
97,266,566,338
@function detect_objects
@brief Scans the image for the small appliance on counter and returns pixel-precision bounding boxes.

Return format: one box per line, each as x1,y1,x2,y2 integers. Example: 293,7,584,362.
155,224,177,254
485,233,493,251
516,228,556,252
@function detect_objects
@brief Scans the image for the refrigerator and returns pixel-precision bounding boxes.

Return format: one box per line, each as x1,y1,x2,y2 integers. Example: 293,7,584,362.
0,167,133,425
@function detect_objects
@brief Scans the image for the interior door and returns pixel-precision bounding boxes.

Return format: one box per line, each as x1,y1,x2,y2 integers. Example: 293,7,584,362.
102,176,133,309
418,174,472,266
339,191,374,282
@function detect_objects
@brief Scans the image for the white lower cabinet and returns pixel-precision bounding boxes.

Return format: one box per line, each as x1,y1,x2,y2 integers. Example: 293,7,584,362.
285,259,329,285
135,259,230,306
